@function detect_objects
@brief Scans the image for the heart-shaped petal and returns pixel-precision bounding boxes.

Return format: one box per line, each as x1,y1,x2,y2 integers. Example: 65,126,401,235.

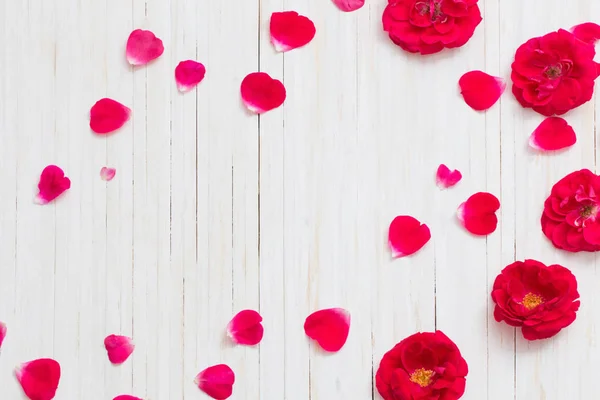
240,72,286,114
15,358,61,400
459,70,505,111
571,22,600,45
90,98,131,134
34,165,71,205
104,334,134,365
0,321,6,349
195,364,235,400
529,117,576,151
270,11,316,52
175,60,206,92
331,0,365,12
126,29,164,65
304,308,350,352
227,310,264,346
436,164,462,189
100,167,117,182
388,216,431,257
114,396,142,400
457,192,500,235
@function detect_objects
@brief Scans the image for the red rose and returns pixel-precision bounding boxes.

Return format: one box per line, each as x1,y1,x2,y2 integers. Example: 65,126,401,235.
491,259,580,340
541,169,600,252
382,0,482,55
376,331,468,400
511,29,599,116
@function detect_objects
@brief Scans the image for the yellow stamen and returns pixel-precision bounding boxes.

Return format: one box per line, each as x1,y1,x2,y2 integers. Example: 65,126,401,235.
409,368,434,387
522,292,544,310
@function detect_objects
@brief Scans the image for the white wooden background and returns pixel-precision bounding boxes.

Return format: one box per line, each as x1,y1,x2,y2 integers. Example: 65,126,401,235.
0,0,599,399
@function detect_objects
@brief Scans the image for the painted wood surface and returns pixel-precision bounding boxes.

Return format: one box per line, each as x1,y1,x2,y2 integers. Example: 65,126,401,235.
0,0,599,399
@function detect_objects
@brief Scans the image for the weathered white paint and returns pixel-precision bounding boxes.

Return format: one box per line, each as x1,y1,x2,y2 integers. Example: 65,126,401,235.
0,0,599,399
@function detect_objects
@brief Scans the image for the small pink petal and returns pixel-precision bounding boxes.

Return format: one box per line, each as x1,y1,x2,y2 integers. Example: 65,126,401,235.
571,22,600,45
457,192,500,236
388,216,431,258
175,60,206,92
195,364,235,400
114,396,142,400
227,310,264,346
529,117,576,151
241,72,286,114
332,0,364,12
436,164,462,189
270,11,316,52
304,308,350,352
90,98,131,134
104,335,134,365
0,321,6,349
100,167,117,181
15,358,61,400
126,29,164,66
459,70,506,111
35,165,71,205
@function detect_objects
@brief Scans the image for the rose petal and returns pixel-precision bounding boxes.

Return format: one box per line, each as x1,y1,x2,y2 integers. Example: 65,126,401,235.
436,164,462,189
304,308,350,352
104,335,134,365
90,98,131,134
0,321,6,349
240,72,286,114
126,29,164,66
571,22,600,45
100,167,117,182
114,396,142,400
457,192,500,235
529,117,576,151
195,364,235,400
388,216,431,257
331,0,365,12
175,60,206,92
459,70,506,111
35,165,71,205
270,11,316,52
227,310,264,346
15,358,61,400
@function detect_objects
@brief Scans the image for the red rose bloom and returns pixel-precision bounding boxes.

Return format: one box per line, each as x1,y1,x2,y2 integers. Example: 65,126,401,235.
376,331,468,400
382,0,482,55
491,259,580,340
541,169,600,252
511,29,599,116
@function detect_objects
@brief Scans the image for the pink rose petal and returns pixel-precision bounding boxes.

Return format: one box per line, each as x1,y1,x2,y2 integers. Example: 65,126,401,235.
304,308,350,352
126,29,164,66
241,72,286,114
104,335,134,365
459,70,506,111
100,167,116,182
175,60,206,92
270,11,316,52
90,98,131,134
114,396,142,400
571,22,600,45
34,165,71,205
195,364,235,400
529,117,576,151
0,321,6,349
227,310,264,346
331,0,365,12
457,192,500,236
436,164,462,189
15,358,61,400
388,216,431,258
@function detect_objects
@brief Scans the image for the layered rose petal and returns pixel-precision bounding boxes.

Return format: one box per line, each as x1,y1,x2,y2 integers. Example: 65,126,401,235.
304,308,350,352
35,165,71,205
227,310,264,346
100,167,116,182
529,117,576,151
195,364,235,400
114,396,142,400
459,70,505,111
175,60,206,92
126,29,164,66
571,22,600,45
436,164,462,189
90,98,131,134
457,192,500,235
104,335,134,365
15,358,61,400
270,11,316,52
0,321,6,349
331,0,364,12
240,72,286,114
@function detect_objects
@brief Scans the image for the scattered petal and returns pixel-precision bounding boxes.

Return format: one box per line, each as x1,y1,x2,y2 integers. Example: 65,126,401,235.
571,22,600,45
436,164,462,189
175,60,206,92
270,11,316,52
34,165,71,205
0,321,6,349
90,98,131,134
126,29,164,66
240,72,286,114
114,396,142,400
227,310,264,346
388,216,431,258
529,117,576,151
195,364,235,400
104,335,134,365
457,192,500,236
304,308,350,352
15,358,61,400
459,70,506,111
100,167,117,181
331,0,364,12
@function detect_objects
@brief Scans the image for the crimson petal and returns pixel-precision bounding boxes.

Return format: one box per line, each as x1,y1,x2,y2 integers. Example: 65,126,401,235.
15,358,61,400
459,70,506,111
114,396,142,400
126,29,164,65
331,0,365,12
304,308,350,352
90,98,131,134
240,72,286,114
195,364,235,400
571,22,600,45
457,192,500,235
0,321,6,349
104,334,134,365
175,60,206,92
388,215,431,257
270,11,316,52
227,309,264,346
436,164,462,189
529,117,576,151
35,165,71,205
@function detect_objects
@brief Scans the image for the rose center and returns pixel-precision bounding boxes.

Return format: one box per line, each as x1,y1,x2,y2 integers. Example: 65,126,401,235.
409,368,435,387
544,64,563,79
414,1,446,22
580,203,599,219
522,292,544,310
